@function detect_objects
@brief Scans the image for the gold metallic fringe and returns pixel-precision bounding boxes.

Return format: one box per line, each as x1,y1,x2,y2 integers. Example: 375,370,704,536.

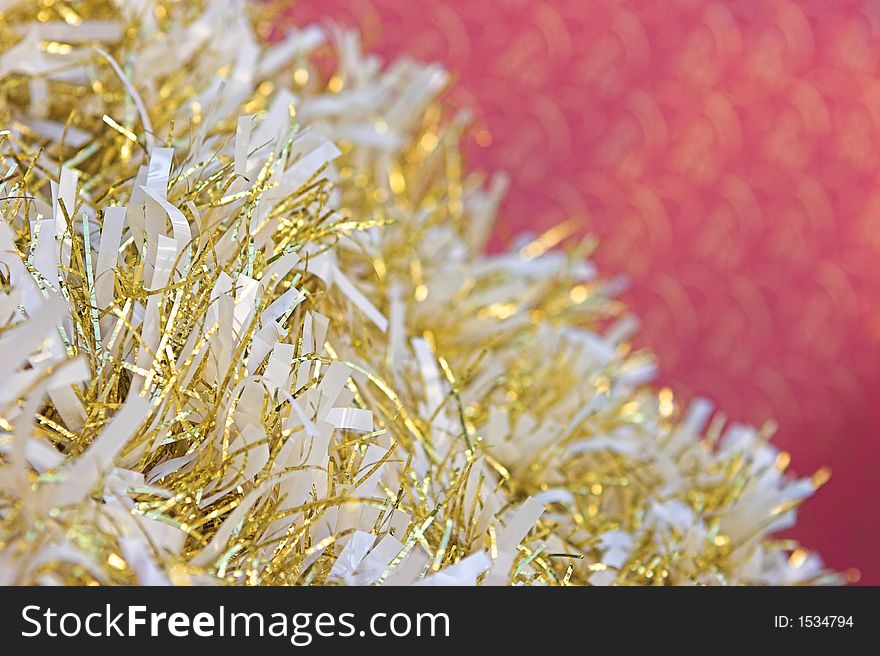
0,0,834,586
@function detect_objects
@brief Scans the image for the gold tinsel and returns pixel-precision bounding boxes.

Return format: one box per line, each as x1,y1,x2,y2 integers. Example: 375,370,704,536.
0,0,833,586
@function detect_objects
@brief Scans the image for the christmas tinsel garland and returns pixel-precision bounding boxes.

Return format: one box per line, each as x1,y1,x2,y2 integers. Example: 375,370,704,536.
0,0,833,585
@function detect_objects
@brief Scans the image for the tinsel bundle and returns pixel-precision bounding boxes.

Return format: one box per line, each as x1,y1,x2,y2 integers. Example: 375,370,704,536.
0,0,832,585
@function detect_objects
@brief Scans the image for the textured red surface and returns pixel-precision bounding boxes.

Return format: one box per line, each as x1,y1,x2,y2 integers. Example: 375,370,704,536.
289,0,880,584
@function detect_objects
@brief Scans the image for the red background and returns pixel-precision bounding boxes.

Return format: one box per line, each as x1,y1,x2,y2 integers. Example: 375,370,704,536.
289,0,880,584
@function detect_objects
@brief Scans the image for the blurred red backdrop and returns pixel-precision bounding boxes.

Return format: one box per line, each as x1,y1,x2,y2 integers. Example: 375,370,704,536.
288,0,880,584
